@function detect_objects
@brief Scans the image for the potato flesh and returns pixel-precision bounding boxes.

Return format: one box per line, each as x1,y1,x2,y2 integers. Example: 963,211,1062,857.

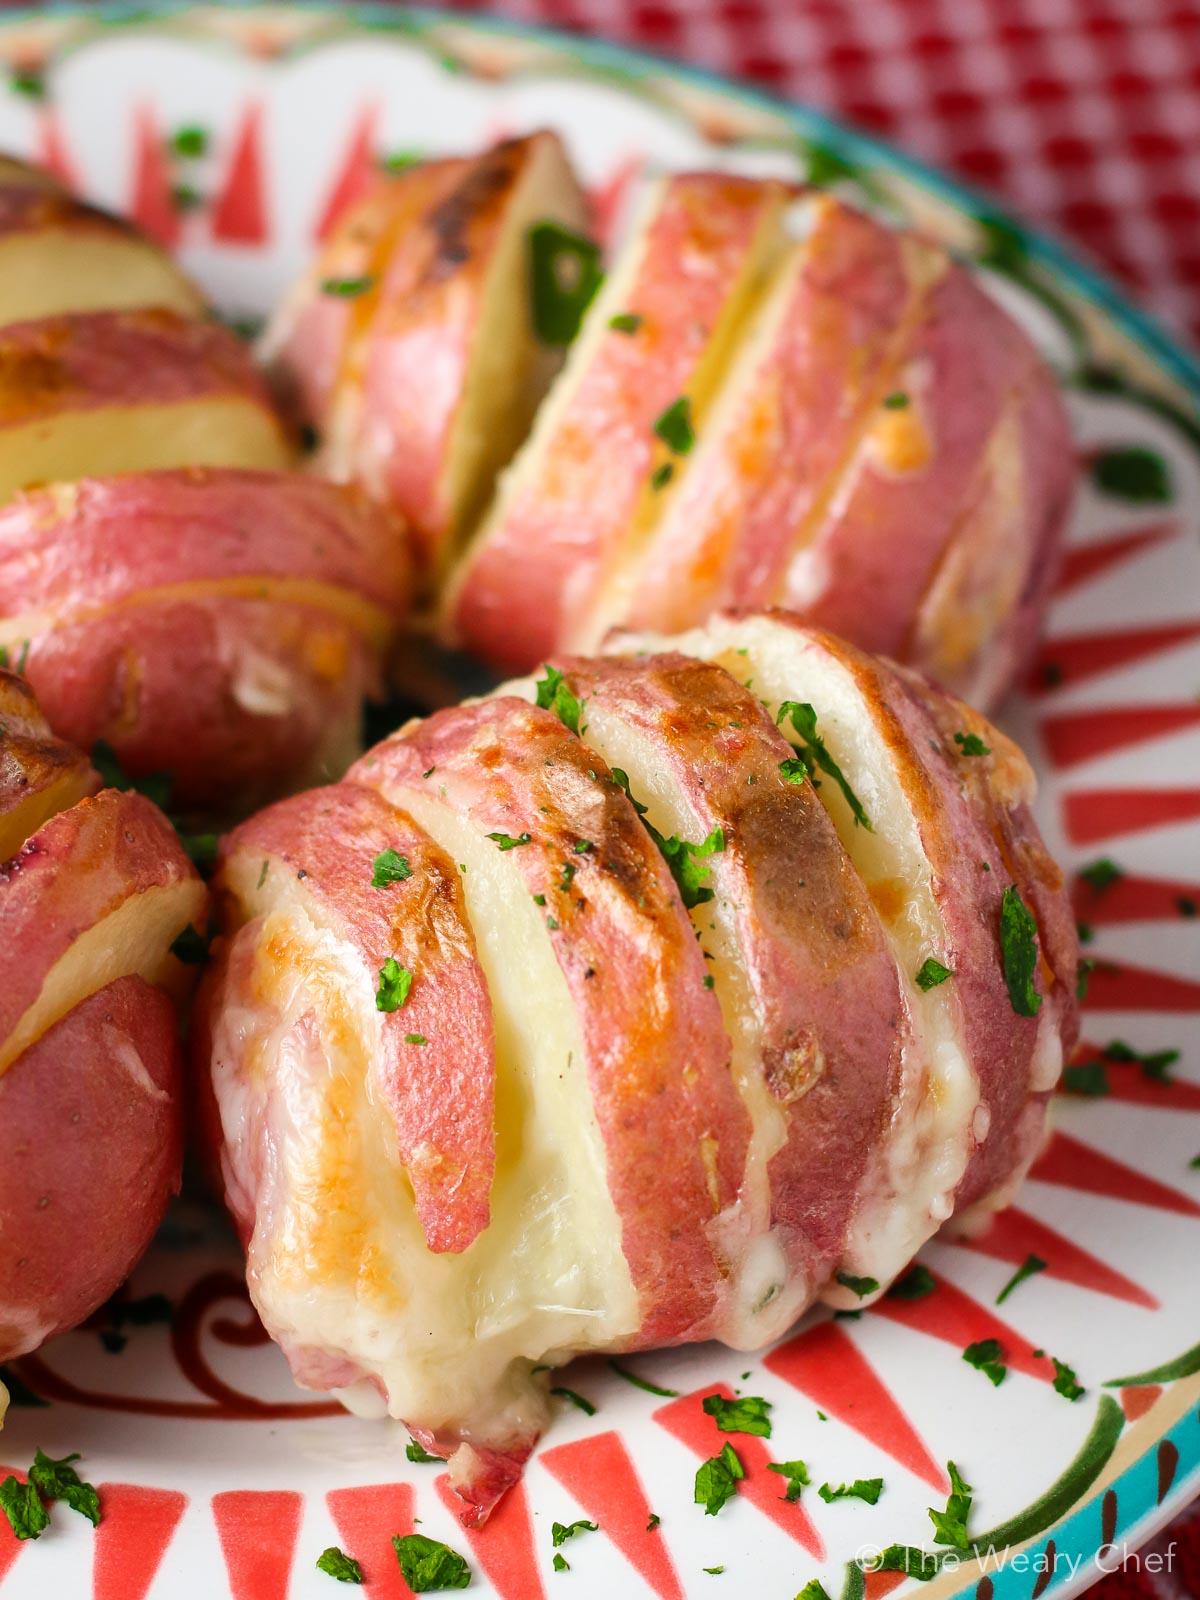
0,875,205,1075
0,232,203,326
615,616,979,1294
0,766,95,863
218,795,636,1438
0,398,290,504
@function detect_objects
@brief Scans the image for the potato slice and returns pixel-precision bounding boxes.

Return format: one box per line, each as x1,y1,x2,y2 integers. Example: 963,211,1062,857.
0,309,290,503
0,186,204,325
445,172,790,671
0,789,205,1075
0,667,98,860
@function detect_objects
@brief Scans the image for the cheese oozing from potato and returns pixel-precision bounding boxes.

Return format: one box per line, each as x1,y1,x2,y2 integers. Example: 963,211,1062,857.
613,615,980,1299
214,803,638,1446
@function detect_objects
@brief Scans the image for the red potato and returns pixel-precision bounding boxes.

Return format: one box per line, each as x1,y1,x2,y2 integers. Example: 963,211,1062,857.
0,675,205,1385
614,612,1079,1274
0,469,411,813
0,308,291,504
445,171,790,670
265,133,588,584
0,668,97,860
0,184,205,326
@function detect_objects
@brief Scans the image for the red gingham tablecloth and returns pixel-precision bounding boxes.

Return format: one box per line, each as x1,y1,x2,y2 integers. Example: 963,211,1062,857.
445,0,1200,356
449,1,1200,1592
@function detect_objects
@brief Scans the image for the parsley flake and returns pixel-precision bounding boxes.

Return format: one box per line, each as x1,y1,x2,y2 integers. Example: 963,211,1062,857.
777,702,871,830
28,1449,100,1527
767,1458,810,1501
651,461,675,490
170,924,209,965
535,664,583,735
915,957,953,990
321,275,375,297
779,755,809,784
0,1477,48,1540
703,1567,725,1575
999,885,1042,1017
391,1532,471,1590
882,391,909,409
888,1264,936,1300
996,1253,1047,1304
695,1442,744,1515
953,730,991,757
1051,1357,1085,1401
529,221,603,345
870,1546,943,1583
796,1584,832,1600
836,1271,879,1299
376,958,412,1012
553,1552,569,1572
701,1393,772,1437
171,125,208,158
646,1512,661,1531
608,1359,678,1397
963,1338,1007,1386
1090,446,1171,503
653,396,695,455
818,1478,883,1505
1103,1038,1180,1083
406,1437,440,1463
550,1386,596,1416
372,848,412,887
609,312,643,334
1062,1060,1109,1096
1079,857,1123,893
552,1518,598,1547
404,1034,428,1045
487,831,532,851
317,1545,364,1583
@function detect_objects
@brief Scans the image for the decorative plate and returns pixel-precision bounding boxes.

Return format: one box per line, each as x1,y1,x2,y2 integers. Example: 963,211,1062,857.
0,7,1197,1599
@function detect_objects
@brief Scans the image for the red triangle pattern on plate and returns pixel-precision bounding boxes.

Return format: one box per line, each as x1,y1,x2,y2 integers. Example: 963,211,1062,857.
653,1384,826,1558
763,1324,947,1493
1063,787,1200,844
871,1272,1058,1382
211,103,269,244
1029,621,1200,693
1052,522,1178,594
1040,705,1200,769
93,1484,188,1600
1030,1131,1200,1216
436,1474,544,1600
952,1203,1159,1308
212,1489,303,1600
314,102,380,240
1073,872,1200,925
1066,1046,1200,1113
540,1430,684,1598
1078,959,1200,1013
326,1482,415,1600
129,103,181,247
36,109,76,187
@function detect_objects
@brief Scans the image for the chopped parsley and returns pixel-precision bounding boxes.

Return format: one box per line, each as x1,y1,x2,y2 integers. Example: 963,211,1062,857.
767,1458,810,1502
870,1546,943,1583
317,1545,364,1583
535,664,583,735
695,1442,744,1515
0,1476,49,1540
171,125,209,158
646,1513,661,1531
651,461,675,490
486,831,532,851
836,1271,879,1299
701,1393,772,1437
608,1359,678,1397
0,638,29,674
953,730,991,757
995,1253,1047,1305
28,1449,100,1528
963,1337,1007,1386
1062,1060,1109,1096
1079,857,1122,892
779,755,809,784
776,702,871,830
999,885,1042,1017
257,859,270,889
1102,1038,1179,1083
91,739,171,809
320,275,375,297
796,1584,832,1600
1051,1357,1085,1401
928,1461,973,1549
818,1478,883,1505
550,1386,596,1416
558,860,577,892
391,1532,472,1590
528,221,603,345
1090,445,1171,503
405,1437,440,1463
653,396,695,455
404,1034,428,1045
1077,957,1096,1000
703,974,715,990
653,825,724,909
887,1264,936,1300
1178,895,1197,917
703,1567,725,1575
552,1518,599,1549
553,1552,570,1572
170,924,209,964
915,957,953,991
9,69,45,100
371,848,412,887
380,148,420,171
609,311,642,334
882,391,909,409
375,958,412,1012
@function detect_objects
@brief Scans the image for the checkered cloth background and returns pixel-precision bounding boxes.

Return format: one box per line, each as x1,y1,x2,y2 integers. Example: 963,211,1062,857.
443,0,1200,1592
443,0,1200,356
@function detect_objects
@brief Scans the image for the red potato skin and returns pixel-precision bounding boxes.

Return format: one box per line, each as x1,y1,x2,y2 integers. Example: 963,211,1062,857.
624,198,937,635
791,620,1079,1212
553,653,910,1294
213,783,497,1254
448,174,787,674
776,265,1075,708
350,698,753,1348
0,668,97,852
0,787,199,1052
0,307,287,428
0,975,183,1362
0,471,411,813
